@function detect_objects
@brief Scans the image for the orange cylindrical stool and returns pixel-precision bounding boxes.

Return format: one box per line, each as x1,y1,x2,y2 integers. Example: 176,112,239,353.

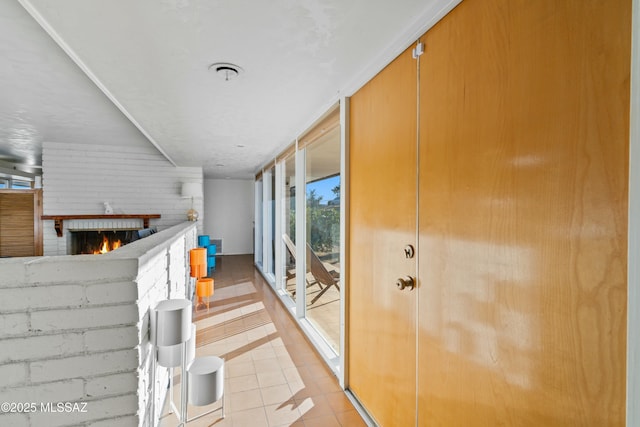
189,248,207,279
196,277,214,311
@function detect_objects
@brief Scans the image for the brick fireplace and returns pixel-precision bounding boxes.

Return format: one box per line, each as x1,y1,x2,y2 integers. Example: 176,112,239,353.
40,141,204,257
69,230,138,254
40,214,161,256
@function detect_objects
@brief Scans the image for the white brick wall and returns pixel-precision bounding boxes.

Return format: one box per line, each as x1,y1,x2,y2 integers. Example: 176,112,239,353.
42,141,204,255
88,415,138,427
28,395,138,427
30,305,138,332
85,373,137,398
133,228,194,427
84,327,138,352
0,363,28,387
0,312,30,336
0,379,85,404
0,333,84,364
0,222,197,427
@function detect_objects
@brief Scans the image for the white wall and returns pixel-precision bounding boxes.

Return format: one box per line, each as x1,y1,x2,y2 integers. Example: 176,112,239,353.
203,179,254,255
42,142,203,255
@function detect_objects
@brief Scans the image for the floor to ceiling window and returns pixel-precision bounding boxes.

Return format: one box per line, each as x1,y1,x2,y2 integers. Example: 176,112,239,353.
262,166,276,281
304,127,341,354
270,168,276,277
281,152,297,301
255,104,342,370
254,176,263,268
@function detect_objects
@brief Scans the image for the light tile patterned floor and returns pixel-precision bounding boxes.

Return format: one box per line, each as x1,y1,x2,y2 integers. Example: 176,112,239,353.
159,255,365,427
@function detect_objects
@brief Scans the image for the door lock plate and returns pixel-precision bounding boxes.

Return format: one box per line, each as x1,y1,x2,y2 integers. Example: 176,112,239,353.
404,245,415,259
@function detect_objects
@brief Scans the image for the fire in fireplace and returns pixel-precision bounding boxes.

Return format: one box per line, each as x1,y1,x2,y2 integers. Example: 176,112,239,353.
70,230,139,255
93,234,122,254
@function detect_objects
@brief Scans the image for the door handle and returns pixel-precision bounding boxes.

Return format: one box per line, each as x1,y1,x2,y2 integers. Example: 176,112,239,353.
396,276,415,291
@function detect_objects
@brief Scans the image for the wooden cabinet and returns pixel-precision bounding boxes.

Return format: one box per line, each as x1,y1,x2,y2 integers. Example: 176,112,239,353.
0,190,43,257
348,0,630,425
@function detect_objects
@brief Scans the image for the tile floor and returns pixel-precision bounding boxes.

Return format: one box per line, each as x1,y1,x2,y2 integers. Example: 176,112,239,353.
159,255,365,427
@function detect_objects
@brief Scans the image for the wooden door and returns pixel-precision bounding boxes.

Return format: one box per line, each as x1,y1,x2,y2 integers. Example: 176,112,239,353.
0,190,43,257
348,46,418,426
418,0,630,425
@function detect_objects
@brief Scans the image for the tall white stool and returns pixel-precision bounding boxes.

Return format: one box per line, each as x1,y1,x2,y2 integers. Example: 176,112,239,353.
186,356,225,422
150,299,192,425
159,323,195,418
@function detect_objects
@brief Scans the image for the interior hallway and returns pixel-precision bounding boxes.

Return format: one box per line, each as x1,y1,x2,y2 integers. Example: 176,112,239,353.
160,255,365,427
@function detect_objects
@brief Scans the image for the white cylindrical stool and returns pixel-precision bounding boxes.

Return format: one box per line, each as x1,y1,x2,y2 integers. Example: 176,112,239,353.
158,323,196,418
150,299,192,346
158,323,196,368
186,356,225,422
150,299,192,424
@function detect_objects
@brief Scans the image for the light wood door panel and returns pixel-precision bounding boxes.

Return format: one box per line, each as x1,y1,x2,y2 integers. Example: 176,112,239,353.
0,191,42,257
418,0,630,425
348,46,417,426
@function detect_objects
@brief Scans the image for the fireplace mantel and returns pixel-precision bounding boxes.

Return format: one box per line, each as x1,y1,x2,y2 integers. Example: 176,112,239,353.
41,214,161,237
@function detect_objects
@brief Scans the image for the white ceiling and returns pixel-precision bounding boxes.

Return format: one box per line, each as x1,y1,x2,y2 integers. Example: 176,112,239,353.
0,0,457,178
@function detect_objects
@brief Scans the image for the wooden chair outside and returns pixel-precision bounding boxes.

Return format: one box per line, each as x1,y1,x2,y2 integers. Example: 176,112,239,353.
306,243,340,305
282,234,297,281
282,234,321,293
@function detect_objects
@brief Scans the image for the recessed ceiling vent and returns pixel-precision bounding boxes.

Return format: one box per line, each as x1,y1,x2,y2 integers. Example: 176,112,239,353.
208,62,243,81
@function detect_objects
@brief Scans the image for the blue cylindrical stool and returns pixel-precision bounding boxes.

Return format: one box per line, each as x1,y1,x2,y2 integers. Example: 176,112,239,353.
207,244,216,272
197,235,210,247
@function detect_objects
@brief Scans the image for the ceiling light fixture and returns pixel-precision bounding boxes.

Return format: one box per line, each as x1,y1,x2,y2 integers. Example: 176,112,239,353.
208,62,243,82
